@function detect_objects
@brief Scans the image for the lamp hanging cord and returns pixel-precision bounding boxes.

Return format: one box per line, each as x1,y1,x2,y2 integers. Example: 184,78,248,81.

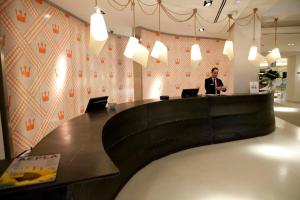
274,18,278,47
158,0,161,34
132,0,136,37
253,8,257,43
193,9,197,38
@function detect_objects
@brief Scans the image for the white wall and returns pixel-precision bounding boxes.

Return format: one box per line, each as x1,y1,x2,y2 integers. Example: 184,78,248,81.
229,16,261,94
286,54,300,102
0,109,5,160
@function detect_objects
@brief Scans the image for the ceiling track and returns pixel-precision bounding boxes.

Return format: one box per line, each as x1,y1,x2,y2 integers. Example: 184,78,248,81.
214,0,227,23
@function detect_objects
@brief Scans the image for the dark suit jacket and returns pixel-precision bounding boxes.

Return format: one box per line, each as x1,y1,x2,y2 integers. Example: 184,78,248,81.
205,77,224,94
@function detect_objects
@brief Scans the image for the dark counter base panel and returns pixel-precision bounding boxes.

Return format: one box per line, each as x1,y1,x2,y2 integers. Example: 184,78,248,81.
0,94,275,200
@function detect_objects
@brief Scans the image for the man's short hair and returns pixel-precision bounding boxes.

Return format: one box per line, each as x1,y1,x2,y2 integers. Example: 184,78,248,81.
211,67,219,72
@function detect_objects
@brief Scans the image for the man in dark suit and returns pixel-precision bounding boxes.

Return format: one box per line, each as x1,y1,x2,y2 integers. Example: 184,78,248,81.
205,67,226,95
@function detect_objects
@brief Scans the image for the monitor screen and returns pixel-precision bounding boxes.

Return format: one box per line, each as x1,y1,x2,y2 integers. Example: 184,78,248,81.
85,96,108,113
181,89,199,98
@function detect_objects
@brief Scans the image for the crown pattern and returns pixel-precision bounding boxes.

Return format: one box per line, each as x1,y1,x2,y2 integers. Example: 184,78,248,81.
175,59,180,65
185,47,191,53
109,72,113,78
38,43,46,54
78,70,83,78
156,32,160,36
64,12,70,18
185,72,191,78
147,71,151,77
165,72,171,78
58,111,64,120
128,72,133,78
94,72,97,78
52,24,59,34
86,55,89,61
175,35,180,39
87,88,91,95
156,59,160,64
25,119,35,131
146,43,151,49
206,49,211,54
80,106,84,113
69,89,74,97
35,0,44,4
101,57,105,63
102,86,106,92
118,59,122,65
66,49,72,58
7,95,11,109
15,10,26,23
20,66,31,78
175,84,181,90
216,61,220,65
76,34,81,42
42,91,49,102
108,46,112,51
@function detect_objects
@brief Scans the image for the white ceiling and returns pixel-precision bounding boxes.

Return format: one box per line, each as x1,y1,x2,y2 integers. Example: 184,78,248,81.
48,0,300,53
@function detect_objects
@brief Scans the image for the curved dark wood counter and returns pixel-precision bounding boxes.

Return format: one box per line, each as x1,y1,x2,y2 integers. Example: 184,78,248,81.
0,93,275,200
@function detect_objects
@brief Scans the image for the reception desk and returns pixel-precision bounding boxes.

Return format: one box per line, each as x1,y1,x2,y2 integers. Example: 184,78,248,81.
0,93,275,200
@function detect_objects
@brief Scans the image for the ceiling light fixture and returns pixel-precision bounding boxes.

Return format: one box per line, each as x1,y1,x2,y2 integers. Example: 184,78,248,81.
266,18,281,64
223,14,234,61
191,9,202,68
199,27,205,32
89,0,108,54
151,0,168,64
124,0,149,67
248,8,258,61
204,0,213,7
288,43,295,46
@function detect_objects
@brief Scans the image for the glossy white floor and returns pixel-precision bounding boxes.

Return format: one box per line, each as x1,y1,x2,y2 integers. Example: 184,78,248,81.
116,117,300,200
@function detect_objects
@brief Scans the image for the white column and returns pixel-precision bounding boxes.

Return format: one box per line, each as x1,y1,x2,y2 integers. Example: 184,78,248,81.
229,16,261,94
286,54,300,102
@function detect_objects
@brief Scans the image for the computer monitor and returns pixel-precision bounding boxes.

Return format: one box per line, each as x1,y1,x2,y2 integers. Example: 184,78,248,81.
181,88,199,98
85,96,108,113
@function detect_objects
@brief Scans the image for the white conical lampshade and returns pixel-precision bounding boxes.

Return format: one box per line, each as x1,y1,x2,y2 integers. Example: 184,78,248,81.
248,46,258,61
191,44,202,61
124,37,139,59
90,8,108,41
124,37,149,67
266,47,281,64
223,40,234,61
190,44,202,67
151,40,168,64
132,43,149,67
249,52,265,66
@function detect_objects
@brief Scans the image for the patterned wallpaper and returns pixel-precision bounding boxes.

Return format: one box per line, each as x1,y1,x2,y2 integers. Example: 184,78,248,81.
140,30,231,99
0,0,230,156
0,0,134,156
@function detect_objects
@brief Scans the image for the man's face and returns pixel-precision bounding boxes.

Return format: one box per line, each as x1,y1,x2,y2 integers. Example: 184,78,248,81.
211,70,218,78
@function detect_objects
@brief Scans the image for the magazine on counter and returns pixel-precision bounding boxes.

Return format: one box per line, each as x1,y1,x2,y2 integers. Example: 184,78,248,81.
0,154,60,189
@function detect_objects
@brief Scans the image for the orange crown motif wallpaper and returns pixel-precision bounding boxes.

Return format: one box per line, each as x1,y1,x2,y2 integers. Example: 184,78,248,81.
0,0,134,156
140,30,230,99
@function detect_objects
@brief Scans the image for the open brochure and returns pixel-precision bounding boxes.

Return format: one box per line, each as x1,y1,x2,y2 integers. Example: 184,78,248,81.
0,154,60,189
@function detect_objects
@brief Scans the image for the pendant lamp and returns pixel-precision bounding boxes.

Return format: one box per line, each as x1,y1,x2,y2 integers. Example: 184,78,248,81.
124,0,149,67
223,14,234,61
89,0,108,54
248,8,258,61
266,18,281,64
191,9,202,67
151,0,168,65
